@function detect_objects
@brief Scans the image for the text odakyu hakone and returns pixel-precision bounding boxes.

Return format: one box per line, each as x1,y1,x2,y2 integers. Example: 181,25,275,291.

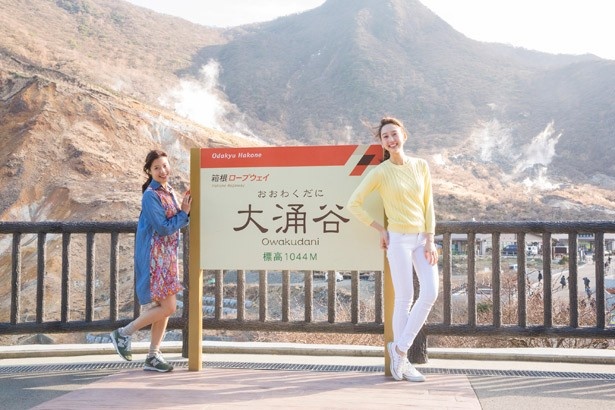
233,203,349,234
210,152,263,160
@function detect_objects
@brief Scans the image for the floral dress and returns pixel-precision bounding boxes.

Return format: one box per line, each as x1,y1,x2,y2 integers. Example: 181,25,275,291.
149,186,184,302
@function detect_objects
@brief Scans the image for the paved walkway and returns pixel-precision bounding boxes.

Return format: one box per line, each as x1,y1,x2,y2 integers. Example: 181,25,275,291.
1,343,614,409
30,366,480,409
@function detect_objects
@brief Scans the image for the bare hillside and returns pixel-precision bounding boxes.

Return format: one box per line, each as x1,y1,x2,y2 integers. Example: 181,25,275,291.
0,0,228,104
0,68,261,222
1,0,614,224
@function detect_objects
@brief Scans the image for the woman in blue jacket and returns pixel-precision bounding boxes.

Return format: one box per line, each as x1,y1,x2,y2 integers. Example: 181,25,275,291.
111,149,191,372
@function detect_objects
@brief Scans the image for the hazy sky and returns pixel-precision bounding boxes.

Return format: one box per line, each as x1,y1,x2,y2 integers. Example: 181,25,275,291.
124,0,615,60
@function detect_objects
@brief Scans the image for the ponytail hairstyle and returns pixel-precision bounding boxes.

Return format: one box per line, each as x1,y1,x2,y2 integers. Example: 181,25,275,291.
375,116,407,162
142,149,168,193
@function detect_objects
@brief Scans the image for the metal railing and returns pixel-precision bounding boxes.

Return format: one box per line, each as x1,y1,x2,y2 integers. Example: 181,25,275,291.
1,221,614,357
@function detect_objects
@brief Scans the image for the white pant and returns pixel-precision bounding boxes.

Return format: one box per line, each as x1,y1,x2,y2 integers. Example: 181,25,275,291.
386,232,439,353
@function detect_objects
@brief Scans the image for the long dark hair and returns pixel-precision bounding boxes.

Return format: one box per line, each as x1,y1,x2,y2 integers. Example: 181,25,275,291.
142,149,168,193
375,117,408,161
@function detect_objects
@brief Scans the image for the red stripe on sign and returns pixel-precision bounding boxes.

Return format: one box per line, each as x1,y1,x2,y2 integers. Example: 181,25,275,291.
201,145,359,168
349,145,384,176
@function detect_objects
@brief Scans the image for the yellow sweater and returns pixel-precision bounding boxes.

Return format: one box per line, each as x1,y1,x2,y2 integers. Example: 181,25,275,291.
347,157,435,234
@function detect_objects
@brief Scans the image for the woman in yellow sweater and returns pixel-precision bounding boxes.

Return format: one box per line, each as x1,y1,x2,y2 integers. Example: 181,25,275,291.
347,117,439,382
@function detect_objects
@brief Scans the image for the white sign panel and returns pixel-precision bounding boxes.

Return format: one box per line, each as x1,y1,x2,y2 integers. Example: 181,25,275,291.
199,145,384,270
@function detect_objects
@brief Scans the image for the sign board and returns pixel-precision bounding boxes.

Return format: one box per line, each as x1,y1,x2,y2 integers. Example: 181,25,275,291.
198,145,384,271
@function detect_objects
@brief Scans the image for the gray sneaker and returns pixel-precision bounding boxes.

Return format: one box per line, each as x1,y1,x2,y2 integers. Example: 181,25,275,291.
110,329,132,361
144,353,174,373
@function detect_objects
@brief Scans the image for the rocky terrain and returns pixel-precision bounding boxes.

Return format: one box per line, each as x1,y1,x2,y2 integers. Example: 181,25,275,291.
1,0,613,224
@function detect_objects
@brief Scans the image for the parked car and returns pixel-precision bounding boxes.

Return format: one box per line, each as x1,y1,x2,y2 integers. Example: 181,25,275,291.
502,244,517,256
526,245,538,256
323,271,344,282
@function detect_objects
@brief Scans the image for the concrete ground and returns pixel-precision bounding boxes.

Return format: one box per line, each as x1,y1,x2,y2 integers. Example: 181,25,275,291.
1,342,614,409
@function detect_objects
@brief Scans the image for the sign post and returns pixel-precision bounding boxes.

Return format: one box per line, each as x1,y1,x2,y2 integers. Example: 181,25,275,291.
188,149,203,370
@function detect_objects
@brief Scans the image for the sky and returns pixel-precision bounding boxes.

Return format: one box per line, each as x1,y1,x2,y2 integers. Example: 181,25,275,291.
124,0,615,60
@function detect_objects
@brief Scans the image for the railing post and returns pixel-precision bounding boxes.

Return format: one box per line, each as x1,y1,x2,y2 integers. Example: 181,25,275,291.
408,328,428,364
109,232,119,322
259,270,267,321
36,232,46,323
351,270,359,324
517,233,527,328
61,232,71,323
374,270,383,324
568,233,579,327
543,232,553,327
492,233,501,328
305,271,313,322
468,232,477,326
327,270,336,323
237,270,246,322
442,232,452,325
282,270,290,322
594,232,606,329
85,232,95,322
11,232,22,324
215,270,223,320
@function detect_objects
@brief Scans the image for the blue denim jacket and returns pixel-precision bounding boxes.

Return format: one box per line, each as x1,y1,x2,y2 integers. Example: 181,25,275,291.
134,180,189,305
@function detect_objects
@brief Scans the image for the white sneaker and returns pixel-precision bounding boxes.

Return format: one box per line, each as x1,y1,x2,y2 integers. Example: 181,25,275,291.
403,358,426,382
387,342,405,381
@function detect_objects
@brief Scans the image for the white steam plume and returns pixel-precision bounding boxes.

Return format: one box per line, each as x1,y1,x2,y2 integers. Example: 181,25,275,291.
513,121,562,174
159,60,259,140
515,121,562,191
472,119,562,191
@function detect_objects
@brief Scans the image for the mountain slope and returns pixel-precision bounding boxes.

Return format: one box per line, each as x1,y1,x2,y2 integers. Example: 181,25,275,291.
0,0,614,223
191,0,614,182
507,61,615,178
0,0,227,104
0,67,259,222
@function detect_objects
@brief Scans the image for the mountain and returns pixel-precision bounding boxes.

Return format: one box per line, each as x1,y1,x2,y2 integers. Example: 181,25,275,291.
0,0,260,222
0,65,260,223
1,0,614,223
192,0,614,181
0,0,228,103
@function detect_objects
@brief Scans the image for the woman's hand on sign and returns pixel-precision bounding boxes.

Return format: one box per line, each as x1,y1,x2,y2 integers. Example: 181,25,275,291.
181,190,192,214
